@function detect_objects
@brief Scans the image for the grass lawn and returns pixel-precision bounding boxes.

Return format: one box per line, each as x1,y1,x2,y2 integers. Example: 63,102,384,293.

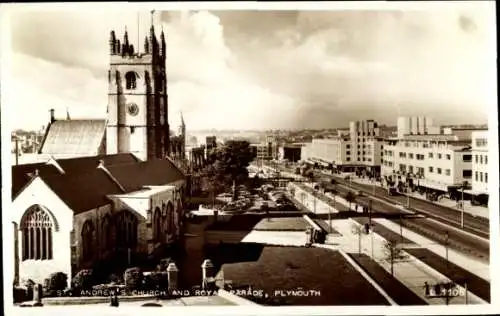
405,248,490,303
348,253,427,305
217,245,390,306
253,217,310,231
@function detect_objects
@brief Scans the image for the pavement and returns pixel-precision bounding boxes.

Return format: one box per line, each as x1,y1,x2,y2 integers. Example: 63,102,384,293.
291,183,489,305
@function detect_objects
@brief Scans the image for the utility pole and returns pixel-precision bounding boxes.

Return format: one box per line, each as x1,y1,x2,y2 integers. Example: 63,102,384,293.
358,227,362,254
15,136,19,166
445,231,449,263
313,190,317,214
330,194,336,232
399,213,403,244
461,184,465,229
368,199,373,227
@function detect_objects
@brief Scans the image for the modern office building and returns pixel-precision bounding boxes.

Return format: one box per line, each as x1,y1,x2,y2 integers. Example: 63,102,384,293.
381,134,473,196
302,120,385,175
380,117,491,199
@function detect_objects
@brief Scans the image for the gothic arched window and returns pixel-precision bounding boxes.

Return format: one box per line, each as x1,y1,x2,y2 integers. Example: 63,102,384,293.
101,215,112,251
153,206,161,242
166,202,174,237
160,203,167,241
21,205,53,260
81,220,94,261
175,199,183,234
125,71,137,90
116,211,138,249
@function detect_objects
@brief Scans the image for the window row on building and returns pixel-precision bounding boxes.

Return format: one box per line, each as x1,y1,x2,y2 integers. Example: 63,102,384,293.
475,171,488,183
474,154,488,165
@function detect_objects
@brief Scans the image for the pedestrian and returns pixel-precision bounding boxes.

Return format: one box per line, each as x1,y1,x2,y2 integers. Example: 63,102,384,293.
424,282,430,296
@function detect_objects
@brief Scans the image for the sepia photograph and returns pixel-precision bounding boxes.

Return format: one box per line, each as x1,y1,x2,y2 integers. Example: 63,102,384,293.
0,1,498,315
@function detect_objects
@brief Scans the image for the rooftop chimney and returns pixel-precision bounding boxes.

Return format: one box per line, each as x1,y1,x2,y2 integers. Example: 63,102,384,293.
50,109,55,123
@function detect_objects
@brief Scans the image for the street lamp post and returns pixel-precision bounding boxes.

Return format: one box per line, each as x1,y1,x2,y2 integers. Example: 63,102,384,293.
368,199,372,227
371,229,374,259
445,231,449,267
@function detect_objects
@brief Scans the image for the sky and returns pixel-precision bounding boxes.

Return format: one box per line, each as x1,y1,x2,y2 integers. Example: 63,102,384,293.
1,2,496,131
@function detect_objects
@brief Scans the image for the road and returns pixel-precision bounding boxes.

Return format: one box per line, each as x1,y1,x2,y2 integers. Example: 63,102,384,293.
265,163,489,238
318,172,489,238
296,182,489,262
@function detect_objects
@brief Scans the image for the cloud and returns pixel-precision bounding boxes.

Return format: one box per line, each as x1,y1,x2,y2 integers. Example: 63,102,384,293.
222,8,495,126
4,4,496,132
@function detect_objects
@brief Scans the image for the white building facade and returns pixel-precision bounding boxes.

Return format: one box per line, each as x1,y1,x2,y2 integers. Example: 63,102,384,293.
469,131,489,205
381,134,473,195
303,120,385,175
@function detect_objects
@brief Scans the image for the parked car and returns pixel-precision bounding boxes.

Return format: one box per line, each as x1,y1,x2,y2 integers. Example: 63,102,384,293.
388,187,398,196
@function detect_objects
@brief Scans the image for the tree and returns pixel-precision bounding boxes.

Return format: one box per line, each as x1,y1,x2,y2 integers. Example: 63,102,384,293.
383,239,408,276
204,140,254,201
345,191,356,211
305,170,314,183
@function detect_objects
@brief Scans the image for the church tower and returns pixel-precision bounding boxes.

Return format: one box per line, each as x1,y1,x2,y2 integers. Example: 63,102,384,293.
106,22,169,161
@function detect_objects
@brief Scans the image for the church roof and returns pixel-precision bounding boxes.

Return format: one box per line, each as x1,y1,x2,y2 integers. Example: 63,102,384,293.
39,119,106,156
42,168,125,213
11,163,62,198
11,153,138,199
106,158,185,192
12,154,185,213
57,153,139,173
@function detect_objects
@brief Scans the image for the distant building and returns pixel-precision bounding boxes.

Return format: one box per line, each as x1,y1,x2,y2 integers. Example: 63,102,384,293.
12,129,46,165
442,126,488,141
206,136,217,151
397,116,440,138
303,120,384,175
250,135,279,162
279,143,302,162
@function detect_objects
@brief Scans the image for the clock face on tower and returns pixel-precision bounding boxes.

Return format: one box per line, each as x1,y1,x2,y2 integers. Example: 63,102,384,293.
127,103,139,116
